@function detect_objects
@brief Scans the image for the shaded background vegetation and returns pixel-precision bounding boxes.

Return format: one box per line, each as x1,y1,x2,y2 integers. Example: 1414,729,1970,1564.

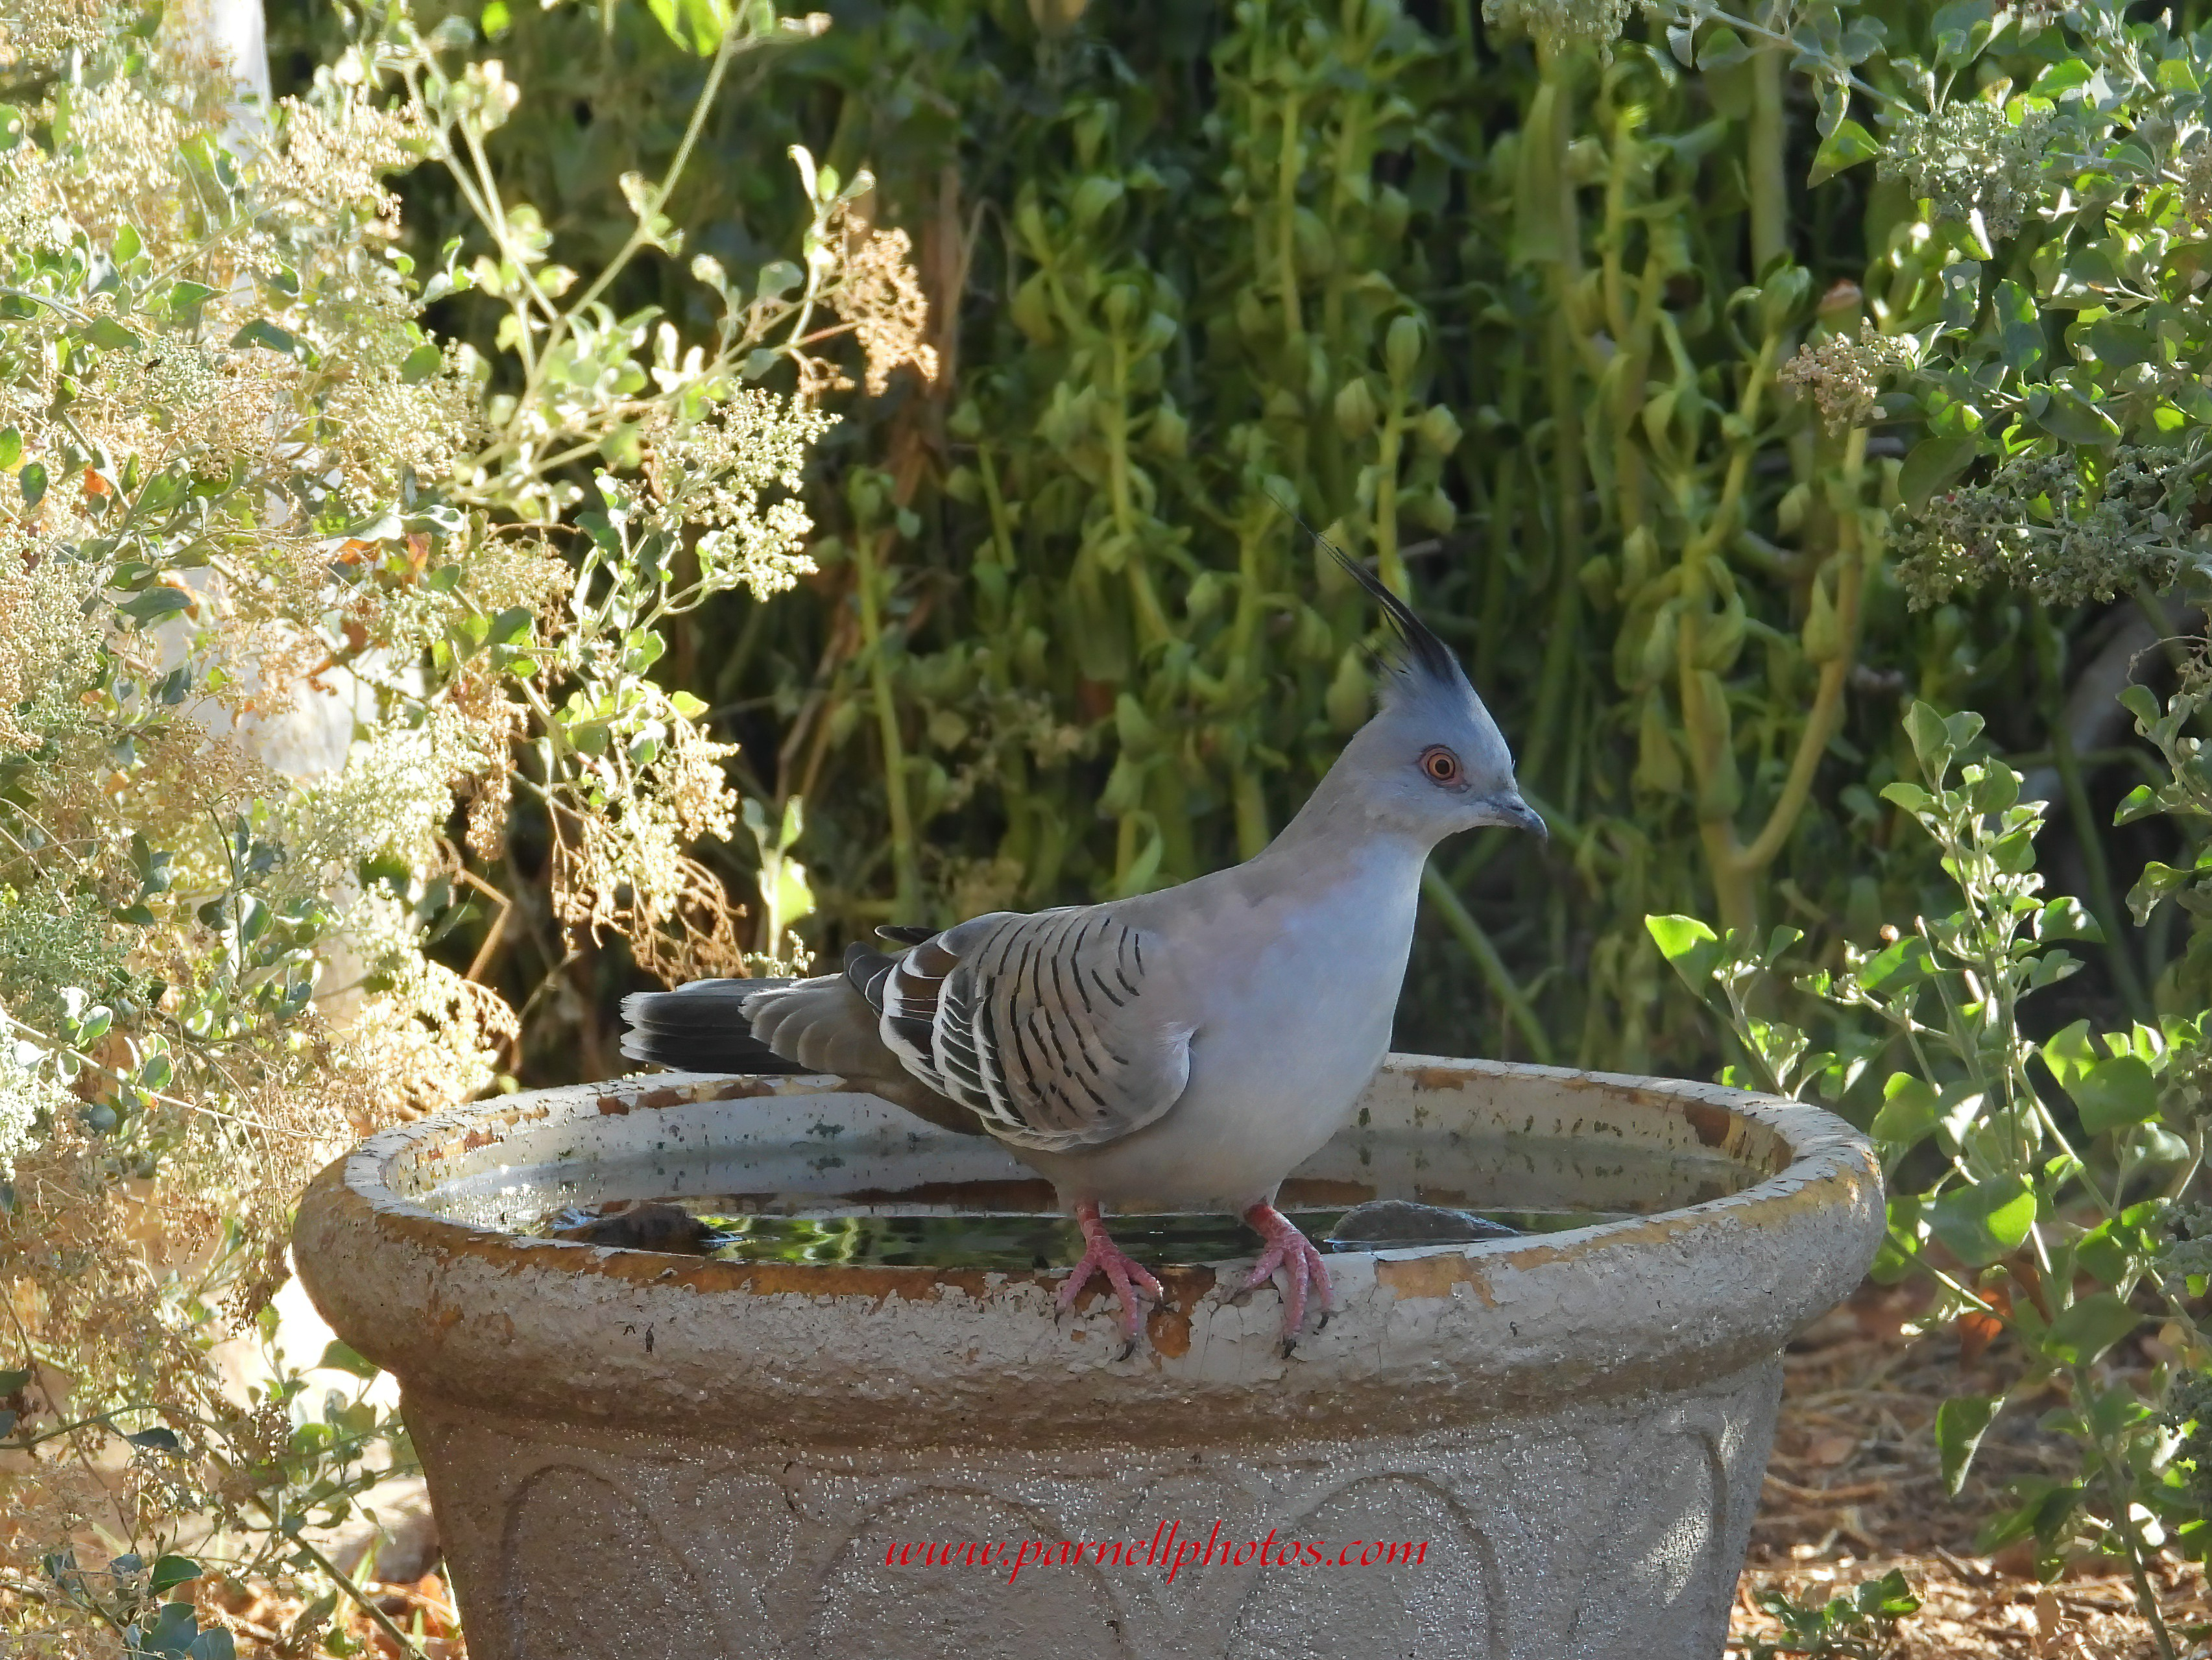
270,0,2202,1098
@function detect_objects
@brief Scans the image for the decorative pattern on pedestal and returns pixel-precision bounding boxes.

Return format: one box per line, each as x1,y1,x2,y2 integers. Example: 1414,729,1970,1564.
403,1356,1779,1660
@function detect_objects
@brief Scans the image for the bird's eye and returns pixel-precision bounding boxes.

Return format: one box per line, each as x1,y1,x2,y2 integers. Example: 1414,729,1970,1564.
1419,745,1463,786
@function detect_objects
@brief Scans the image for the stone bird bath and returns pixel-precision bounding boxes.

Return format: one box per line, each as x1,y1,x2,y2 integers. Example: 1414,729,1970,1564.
291,1055,1882,1659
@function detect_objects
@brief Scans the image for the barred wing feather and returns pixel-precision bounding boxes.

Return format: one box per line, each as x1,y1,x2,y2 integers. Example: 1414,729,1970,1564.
878,908,1192,1153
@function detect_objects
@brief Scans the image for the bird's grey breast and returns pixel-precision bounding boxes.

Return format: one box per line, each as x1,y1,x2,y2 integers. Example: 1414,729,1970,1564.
1161,841,1426,1111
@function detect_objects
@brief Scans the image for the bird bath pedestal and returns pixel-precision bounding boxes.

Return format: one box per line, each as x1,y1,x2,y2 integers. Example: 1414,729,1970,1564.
291,1056,1881,1660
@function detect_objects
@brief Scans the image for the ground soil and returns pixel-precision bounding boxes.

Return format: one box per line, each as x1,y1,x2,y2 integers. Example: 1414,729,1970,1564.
1732,1280,2209,1659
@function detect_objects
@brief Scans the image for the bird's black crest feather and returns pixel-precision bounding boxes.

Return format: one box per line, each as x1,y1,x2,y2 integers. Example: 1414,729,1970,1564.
1271,495,1461,691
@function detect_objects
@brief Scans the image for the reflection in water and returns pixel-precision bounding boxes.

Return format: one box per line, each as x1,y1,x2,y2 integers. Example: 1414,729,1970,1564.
525,1203,1628,1268
414,1125,1753,1269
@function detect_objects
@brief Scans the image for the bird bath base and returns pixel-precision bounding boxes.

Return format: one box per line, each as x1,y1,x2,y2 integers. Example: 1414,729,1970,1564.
292,1056,1882,1660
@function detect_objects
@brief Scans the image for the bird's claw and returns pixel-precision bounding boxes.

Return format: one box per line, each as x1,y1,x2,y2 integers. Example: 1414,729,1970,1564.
1242,1203,1335,1345
1059,1200,1164,1348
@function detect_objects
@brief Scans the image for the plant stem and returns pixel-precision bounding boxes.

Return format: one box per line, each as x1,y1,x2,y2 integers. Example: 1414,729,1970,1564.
1748,43,1788,274
1277,86,1304,344
1523,49,1586,791
1423,866,1552,1063
2035,610,2149,1016
1732,431,1870,881
282,1521,433,1660
2079,1377,2181,1660
852,530,920,918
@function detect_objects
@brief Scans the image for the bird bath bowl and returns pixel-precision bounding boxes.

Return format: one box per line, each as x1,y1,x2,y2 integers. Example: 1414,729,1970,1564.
291,1055,1882,1660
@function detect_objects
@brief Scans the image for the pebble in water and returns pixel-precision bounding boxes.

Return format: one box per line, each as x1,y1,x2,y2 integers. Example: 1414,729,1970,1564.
1324,1199,1521,1247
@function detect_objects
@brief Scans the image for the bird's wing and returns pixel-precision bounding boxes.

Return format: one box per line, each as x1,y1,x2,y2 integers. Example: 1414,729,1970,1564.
619,960,986,1138
876,907,1194,1153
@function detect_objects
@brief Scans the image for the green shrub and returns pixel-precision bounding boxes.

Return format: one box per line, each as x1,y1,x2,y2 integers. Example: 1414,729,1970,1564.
324,0,2200,1083
0,3,903,1648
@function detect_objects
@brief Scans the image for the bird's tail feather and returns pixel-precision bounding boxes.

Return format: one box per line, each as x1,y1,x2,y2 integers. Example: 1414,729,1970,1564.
618,978,806,1075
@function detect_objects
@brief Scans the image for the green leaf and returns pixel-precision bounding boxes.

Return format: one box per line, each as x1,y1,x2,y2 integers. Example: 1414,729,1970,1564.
229,319,299,357
1855,1567,1921,1619
1072,174,1125,230
2070,1055,2159,1136
1807,117,1878,185
2035,896,2099,941
1869,1195,1925,1284
84,316,139,352
485,605,533,647
2079,316,2156,370
1901,701,1981,788
1870,1072,1940,1153
1932,0,1995,64
2075,1220,2132,1288
1936,1394,2000,1496
1930,1175,2036,1268
317,1339,379,1379
2124,1121,2190,1168
669,690,708,719
399,341,442,383
2042,1292,2139,1365
1644,914,1720,989
1696,25,1750,69
2035,58,2093,95
2076,1203,2163,1289
2040,1019,2096,1089
1855,933,1934,997
1879,780,1933,816
19,462,45,507
2030,385,2121,445
1899,436,1977,508
645,0,727,53
165,280,217,324
2115,783,2161,827
0,1369,26,1393
2127,860,2195,924
0,427,18,469
1977,1478,2083,1553
1995,280,2044,374
149,1554,202,1595
119,587,192,625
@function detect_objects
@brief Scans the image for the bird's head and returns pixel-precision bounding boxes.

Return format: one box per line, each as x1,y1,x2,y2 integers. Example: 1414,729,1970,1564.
1325,543,1544,846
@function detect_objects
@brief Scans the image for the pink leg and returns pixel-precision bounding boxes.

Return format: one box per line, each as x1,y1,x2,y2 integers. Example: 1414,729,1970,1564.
1242,1203,1334,1342
1058,1200,1166,1343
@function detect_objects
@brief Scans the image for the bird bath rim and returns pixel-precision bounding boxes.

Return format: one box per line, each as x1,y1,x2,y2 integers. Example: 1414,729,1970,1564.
291,1054,1883,1451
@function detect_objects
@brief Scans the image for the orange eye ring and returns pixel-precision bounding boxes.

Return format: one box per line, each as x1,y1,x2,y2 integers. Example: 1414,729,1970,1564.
1419,745,1463,786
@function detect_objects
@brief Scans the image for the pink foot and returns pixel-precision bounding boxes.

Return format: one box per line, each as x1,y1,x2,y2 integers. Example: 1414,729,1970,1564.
1058,1201,1165,1348
1243,1203,1334,1345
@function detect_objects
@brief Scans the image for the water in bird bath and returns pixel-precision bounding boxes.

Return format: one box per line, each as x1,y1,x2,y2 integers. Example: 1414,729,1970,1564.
408,1104,1756,1269
522,1203,1587,1268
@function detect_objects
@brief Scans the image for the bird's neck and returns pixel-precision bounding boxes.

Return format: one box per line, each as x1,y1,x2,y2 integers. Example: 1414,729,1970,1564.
1254,742,1430,880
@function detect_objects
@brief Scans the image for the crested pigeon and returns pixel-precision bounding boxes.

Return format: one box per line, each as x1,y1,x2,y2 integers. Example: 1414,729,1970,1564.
621,540,1543,1351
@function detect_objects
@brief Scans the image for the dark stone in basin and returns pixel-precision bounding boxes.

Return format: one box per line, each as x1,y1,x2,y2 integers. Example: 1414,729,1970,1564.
551,1201,715,1255
1325,1199,1519,1247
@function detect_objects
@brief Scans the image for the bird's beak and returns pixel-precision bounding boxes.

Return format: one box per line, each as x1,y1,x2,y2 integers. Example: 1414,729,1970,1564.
1484,793,1547,839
